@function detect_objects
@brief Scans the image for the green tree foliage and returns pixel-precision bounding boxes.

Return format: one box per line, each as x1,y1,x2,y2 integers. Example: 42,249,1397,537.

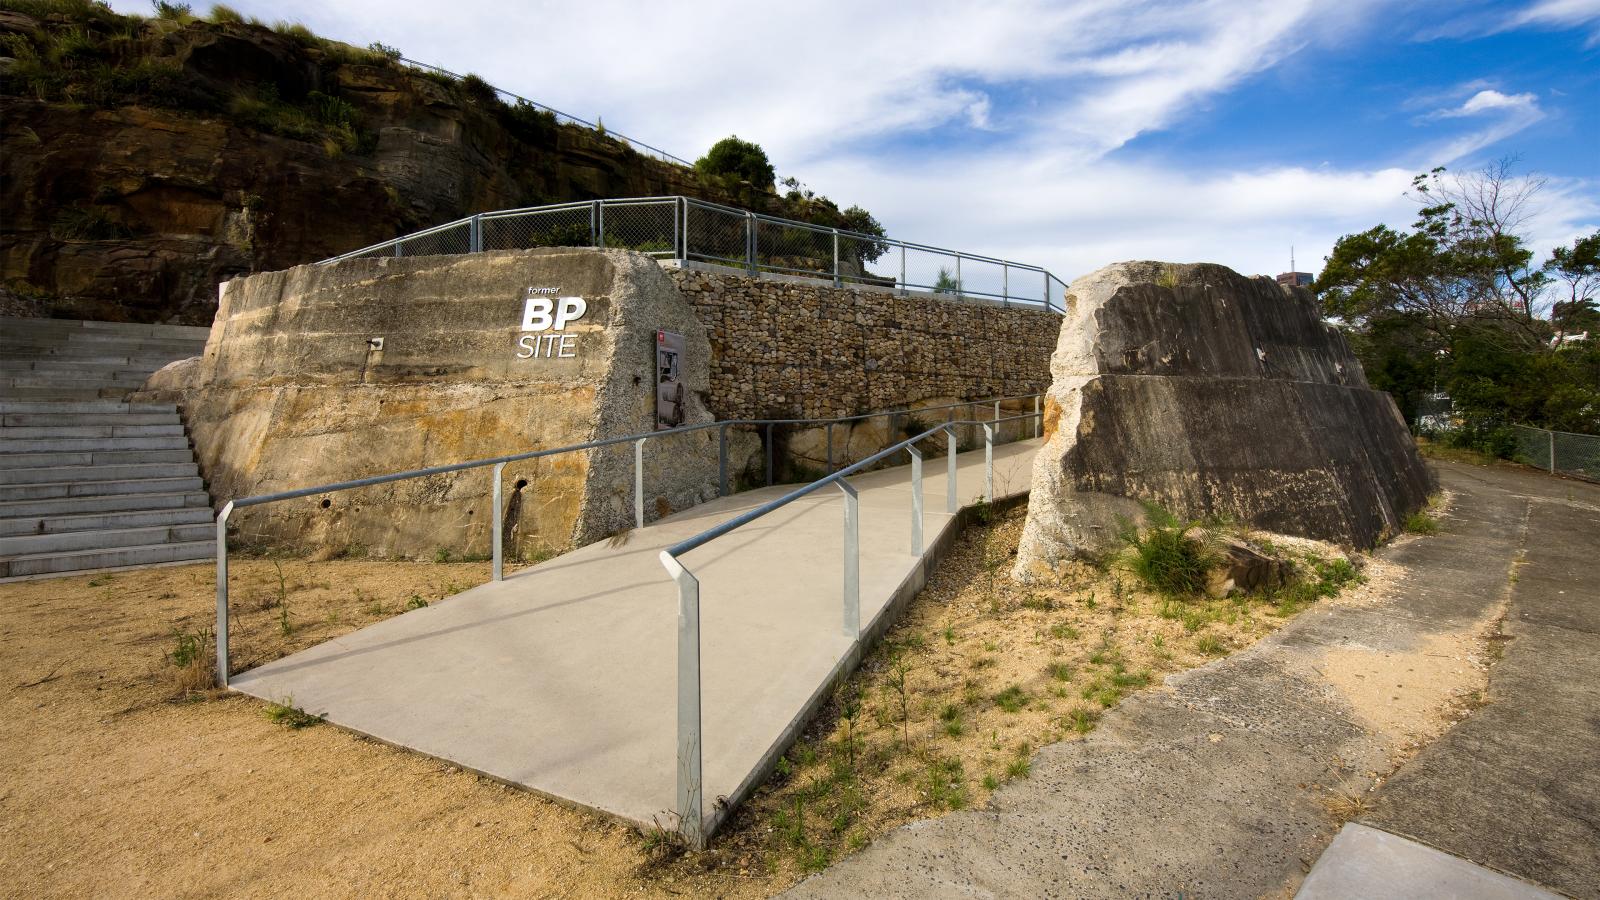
1318,161,1599,448
695,135,775,191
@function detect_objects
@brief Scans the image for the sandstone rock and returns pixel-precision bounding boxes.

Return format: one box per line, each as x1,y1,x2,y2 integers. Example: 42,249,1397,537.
1014,261,1433,579
1205,539,1291,598
143,248,715,558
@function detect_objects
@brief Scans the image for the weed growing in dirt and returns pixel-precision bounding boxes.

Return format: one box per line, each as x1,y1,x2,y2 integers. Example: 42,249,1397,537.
993,685,1027,713
263,698,320,728
165,627,214,695
1119,505,1216,597
1403,511,1439,535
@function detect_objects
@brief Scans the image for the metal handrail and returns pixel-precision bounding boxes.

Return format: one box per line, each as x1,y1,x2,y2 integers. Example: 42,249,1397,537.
314,195,1071,314
659,409,1043,846
212,394,1045,691
397,57,693,167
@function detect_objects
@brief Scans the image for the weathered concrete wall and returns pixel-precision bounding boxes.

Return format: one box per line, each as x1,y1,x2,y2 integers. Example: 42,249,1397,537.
1015,261,1433,577
668,267,1056,473
149,248,716,559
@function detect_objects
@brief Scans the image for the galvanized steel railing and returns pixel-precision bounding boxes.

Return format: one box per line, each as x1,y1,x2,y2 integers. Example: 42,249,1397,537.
397,57,693,167
318,196,1070,313
659,407,1043,845
213,394,1043,689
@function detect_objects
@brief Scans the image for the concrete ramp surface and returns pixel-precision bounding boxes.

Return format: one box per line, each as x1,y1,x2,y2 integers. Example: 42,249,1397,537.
229,439,1038,832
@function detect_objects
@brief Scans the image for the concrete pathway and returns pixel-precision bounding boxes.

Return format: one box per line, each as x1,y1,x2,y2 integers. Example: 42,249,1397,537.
1296,824,1561,899
787,461,1600,898
229,438,1040,836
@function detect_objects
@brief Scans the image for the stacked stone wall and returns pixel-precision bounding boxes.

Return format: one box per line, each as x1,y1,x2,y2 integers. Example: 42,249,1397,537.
667,268,1058,420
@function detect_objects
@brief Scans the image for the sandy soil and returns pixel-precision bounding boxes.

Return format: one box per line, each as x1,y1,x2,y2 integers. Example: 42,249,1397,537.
0,509,1416,898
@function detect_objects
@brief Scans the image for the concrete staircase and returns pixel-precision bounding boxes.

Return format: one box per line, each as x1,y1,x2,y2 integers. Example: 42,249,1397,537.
1,317,215,579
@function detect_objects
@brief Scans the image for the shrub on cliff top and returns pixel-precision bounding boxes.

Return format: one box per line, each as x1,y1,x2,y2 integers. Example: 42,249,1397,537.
696,135,775,191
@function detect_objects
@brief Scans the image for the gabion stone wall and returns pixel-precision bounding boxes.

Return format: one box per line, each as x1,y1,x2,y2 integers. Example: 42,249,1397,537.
668,268,1058,419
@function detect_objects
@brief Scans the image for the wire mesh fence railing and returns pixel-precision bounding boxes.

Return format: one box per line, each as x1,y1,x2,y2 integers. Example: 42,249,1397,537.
1511,425,1600,482
321,197,1068,313
397,57,692,168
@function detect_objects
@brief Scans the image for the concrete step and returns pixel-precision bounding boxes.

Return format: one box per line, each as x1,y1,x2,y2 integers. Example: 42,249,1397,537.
0,400,175,414
1,336,206,353
0,361,176,378
2,373,154,389
0,488,211,518
0,386,127,401
0,424,185,439
0,435,190,453
0,505,213,537
0,354,198,368
2,411,181,427
0,476,206,503
0,538,216,578
0,521,214,556
0,448,195,469
0,461,199,485
0,317,210,339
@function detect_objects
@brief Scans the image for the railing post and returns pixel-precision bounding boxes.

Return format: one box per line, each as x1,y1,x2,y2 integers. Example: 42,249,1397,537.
718,424,729,497
909,444,924,555
946,425,958,513
765,423,774,487
393,241,402,258
746,213,757,276
955,253,962,299
673,197,682,263
681,197,690,261
595,200,605,248
590,201,599,247
1002,263,1009,307
214,501,234,689
660,552,704,849
492,462,506,581
634,438,646,528
900,244,907,295
826,422,834,475
1044,271,1050,309
832,229,841,288
837,481,859,640
1549,429,1556,474
983,424,994,502
469,214,483,253
1034,394,1041,439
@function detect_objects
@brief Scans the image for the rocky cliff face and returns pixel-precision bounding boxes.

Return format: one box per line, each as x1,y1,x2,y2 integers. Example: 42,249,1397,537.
0,7,809,324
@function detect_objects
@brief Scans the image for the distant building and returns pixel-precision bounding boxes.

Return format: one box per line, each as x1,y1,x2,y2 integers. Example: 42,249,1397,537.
1276,271,1314,288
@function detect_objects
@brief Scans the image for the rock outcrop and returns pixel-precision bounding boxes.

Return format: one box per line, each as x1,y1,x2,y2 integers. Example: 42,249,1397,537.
141,248,716,559
0,10,867,324
1014,261,1432,578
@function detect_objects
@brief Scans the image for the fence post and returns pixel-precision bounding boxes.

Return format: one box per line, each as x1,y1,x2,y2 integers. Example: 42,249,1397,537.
832,229,841,288
765,423,774,487
469,214,483,253
1002,263,1009,307
983,424,994,502
837,480,860,640
718,424,729,497
394,241,402,258
1044,272,1050,310
491,462,506,581
1549,429,1556,474
660,552,704,849
900,244,907,295
746,213,757,276
826,422,834,475
673,198,682,263
634,438,646,528
909,444,924,555
214,501,234,689
681,197,690,261
1034,394,1041,439
955,253,962,299
946,425,958,513
590,201,599,247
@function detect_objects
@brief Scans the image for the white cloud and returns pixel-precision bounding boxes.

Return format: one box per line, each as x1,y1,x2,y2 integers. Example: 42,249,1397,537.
1420,87,1546,165
1440,89,1541,117
1511,0,1600,27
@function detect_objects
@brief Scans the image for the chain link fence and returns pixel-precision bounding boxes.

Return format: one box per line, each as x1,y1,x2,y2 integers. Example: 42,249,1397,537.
321,196,1068,313
1511,425,1600,482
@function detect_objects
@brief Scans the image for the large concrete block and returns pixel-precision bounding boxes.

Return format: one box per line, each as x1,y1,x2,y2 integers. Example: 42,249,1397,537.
143,248,717,559
1015,261,1432,575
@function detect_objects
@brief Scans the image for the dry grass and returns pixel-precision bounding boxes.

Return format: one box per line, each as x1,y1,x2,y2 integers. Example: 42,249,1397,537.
1320,786,1373,823
0,505,1362,897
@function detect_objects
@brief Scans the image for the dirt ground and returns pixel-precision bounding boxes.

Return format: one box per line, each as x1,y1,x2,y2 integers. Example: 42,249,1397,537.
0,507,1430,898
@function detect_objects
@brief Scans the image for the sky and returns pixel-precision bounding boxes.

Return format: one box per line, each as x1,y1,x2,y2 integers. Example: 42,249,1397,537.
117,0,1599,283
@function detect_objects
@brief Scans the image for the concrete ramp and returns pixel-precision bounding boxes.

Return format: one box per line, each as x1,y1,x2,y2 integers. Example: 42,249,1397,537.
230,439,1038,831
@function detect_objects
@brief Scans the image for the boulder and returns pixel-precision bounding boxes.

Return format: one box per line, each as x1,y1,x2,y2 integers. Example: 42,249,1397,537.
1014,261,1433,579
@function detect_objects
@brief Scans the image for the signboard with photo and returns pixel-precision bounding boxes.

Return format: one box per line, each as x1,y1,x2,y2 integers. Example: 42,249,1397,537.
655,329,686,430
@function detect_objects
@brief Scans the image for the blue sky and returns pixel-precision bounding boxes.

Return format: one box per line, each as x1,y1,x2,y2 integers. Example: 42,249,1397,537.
114,0,1600,284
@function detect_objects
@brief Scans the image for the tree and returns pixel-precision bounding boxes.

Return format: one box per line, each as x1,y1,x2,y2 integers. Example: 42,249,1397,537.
1318,161,1600,445
694,135,775,191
